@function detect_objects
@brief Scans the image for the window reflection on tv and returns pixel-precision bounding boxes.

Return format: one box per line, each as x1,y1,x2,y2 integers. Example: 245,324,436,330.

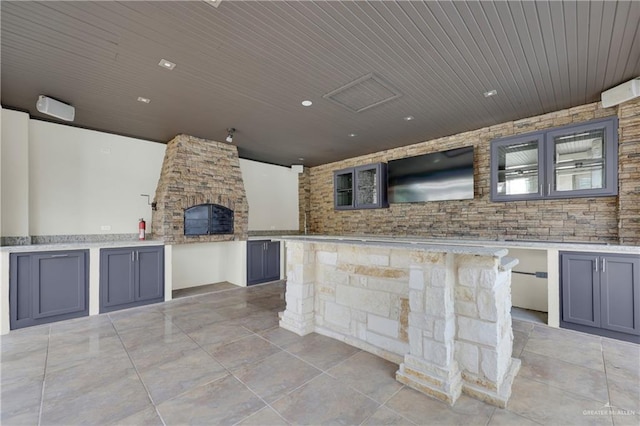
387,146,474,203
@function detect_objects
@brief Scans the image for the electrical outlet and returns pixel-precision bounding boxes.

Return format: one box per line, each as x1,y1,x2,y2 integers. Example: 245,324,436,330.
100,147,111,154
100,225,111,231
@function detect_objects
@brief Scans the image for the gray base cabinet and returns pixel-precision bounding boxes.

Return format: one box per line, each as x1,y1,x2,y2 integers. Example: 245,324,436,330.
100,246,164,313
247,240,280,286
561,251,639,342
10,250,89,330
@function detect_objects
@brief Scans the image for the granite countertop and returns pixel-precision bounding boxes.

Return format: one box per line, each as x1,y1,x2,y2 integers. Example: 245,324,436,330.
276,234,640,255
0,239,165,253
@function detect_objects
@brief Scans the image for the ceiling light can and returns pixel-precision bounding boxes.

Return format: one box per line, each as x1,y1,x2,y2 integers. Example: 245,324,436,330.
403,115,414,121
484,89,497,97
301,100,313,107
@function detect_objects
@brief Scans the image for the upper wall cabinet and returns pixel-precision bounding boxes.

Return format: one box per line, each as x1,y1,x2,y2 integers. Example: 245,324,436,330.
490,117,618,201
334,162,388,210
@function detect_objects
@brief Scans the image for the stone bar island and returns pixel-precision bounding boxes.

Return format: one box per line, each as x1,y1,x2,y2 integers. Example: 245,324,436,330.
278,236,521,408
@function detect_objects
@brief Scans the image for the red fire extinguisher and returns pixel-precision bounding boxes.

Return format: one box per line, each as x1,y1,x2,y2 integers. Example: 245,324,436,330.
138,218,146,240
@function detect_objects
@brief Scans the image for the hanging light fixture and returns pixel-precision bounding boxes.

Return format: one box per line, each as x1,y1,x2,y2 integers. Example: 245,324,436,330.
225,128,236,143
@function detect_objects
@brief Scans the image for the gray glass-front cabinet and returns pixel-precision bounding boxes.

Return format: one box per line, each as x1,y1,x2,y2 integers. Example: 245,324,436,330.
100,246,164,313
560,251,639,342
247,240,280,285
491,117,618,201
334,162,388,210
10,250,89,330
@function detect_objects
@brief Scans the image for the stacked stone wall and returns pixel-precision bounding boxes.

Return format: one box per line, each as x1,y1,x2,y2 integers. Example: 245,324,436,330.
152,134,248,243
304,100,640,245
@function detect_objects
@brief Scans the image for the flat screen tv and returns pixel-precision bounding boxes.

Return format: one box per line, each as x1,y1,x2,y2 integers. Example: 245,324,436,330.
387,146,474,203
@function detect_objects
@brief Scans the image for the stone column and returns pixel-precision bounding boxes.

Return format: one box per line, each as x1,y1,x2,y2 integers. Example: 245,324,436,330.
454,255,521,408
279,241,316,336
396,252,463,405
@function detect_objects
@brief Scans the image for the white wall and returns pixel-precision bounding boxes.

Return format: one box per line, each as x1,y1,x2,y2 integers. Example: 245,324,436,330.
28,120,166,235
171,241,247,288
1,109,30,236
509,248,548,312
240,158,299,231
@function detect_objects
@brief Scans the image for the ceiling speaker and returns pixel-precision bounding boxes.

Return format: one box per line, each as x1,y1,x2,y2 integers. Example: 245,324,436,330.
601,77,640,108
36,95,75,121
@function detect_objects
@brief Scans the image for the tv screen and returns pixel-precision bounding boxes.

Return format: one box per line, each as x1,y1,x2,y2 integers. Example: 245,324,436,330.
387,146,474,203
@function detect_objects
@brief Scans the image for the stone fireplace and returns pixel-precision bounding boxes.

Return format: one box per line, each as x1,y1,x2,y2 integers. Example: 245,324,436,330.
152,134,248,244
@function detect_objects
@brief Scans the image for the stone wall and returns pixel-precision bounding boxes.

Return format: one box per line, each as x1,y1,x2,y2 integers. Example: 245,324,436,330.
304,100,640,245
152,134,248,244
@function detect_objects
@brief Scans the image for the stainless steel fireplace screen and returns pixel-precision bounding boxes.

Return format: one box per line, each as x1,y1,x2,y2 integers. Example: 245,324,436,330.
184,204,234,235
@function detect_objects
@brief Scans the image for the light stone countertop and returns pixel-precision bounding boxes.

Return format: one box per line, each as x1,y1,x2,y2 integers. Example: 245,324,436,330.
276,234,640,255
276,235,510,258
0,240,165,253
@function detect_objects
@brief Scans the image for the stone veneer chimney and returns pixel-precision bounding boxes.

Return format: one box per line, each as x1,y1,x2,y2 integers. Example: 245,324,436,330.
152,134,248,244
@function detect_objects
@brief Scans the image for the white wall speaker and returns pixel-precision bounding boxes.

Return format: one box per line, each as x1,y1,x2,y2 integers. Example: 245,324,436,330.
601,77,640,108
36,95,75,121
291,165,304,173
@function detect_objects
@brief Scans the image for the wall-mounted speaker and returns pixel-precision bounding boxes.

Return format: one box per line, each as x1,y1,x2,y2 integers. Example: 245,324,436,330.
36,95,75,121
601,77,640,108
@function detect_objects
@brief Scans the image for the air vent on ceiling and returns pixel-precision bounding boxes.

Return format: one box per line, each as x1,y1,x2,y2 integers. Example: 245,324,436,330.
323,73,402,113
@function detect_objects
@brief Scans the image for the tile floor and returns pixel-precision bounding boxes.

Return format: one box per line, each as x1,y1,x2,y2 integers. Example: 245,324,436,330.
1,282,638,426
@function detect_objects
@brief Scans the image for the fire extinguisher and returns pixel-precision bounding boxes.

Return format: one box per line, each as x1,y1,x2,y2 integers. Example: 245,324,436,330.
138,218,146,240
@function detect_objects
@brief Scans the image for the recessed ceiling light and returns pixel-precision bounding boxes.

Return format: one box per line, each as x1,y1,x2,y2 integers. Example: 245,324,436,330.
348,133,357,137
298,157,305,161
403,115,414,121
484,89,497,97
301,100,313,107
205,0,222,8
137,96,150,104
158,59,176,70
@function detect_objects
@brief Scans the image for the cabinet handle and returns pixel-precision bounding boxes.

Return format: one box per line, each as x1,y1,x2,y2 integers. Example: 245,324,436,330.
547,184,551,195
132,252,135,262
602,258,606,272
595,258,598,272
539,184,543,195
50,254,69,258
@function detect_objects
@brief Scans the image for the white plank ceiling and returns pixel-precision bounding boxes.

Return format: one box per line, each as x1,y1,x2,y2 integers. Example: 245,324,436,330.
2,1,639,166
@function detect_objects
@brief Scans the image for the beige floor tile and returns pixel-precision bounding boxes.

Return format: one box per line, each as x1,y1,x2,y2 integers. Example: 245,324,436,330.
606,369,640,413
109,406,164,426
363,406,416,425
488,409,540,425
208,334,281,369
270,374,379,425
41,373,152,425
0,377,43,426
327,351,403,403
259,327,304,348
233,350,321,403
385,387,495,426
507,376,613,425
519,350,609,402
285,333,361,370
156,375,265,425
137,348,228,404
236,406,290,425
185,320,253,348
524,326,604,371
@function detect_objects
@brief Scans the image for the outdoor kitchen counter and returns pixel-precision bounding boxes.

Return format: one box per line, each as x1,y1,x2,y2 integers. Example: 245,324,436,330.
277,236,521,408
0,239,165,252
0,240,172,335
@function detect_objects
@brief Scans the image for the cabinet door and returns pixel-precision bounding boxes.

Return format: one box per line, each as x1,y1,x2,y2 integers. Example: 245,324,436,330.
334,169,354,209
264,241,281,282
354,163,388,208
491,133,545,201
600,255,640,335
247,241,267,285
10,250,89,330
100,249,135,311
561,253,600,327
546,118,618,198
31,252,87,320
136,246,164,302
